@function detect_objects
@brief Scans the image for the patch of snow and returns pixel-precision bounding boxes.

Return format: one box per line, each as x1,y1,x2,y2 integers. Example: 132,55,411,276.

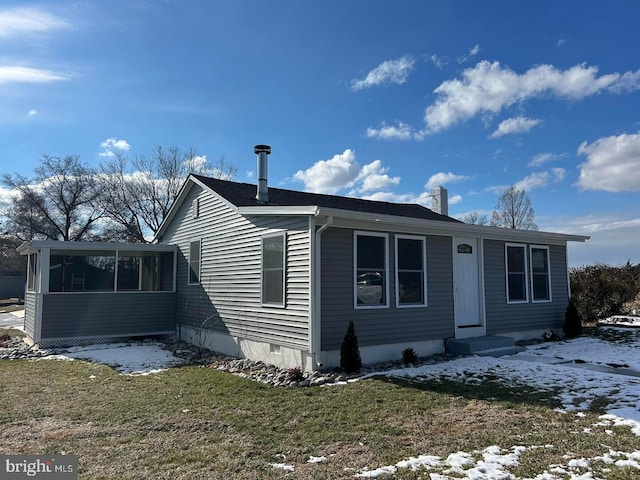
307,456,328,464
270,463,294,473
41,342,185,375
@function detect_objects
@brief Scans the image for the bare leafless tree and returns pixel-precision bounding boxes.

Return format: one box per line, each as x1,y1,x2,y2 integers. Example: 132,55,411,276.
462,211,489,225
490,185,538,230
98,146,237,242
1,155,103,241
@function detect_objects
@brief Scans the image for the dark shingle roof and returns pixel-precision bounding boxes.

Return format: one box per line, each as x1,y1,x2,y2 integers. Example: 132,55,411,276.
192,175,461,223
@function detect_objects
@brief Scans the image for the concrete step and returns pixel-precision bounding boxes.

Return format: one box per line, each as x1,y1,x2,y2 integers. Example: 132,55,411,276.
446,335,519,356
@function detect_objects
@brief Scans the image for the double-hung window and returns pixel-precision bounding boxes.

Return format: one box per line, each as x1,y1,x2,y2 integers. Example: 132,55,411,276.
354,232,388,308
188,240,201,285
395,235,427,307
262,233,286,307
505,244,528,303
530,246,551,302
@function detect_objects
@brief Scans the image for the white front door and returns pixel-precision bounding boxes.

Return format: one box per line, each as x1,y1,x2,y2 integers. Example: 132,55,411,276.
453,237,484,337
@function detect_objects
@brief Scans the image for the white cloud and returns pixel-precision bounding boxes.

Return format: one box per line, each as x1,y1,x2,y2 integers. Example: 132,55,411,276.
366,121,421,141
490,116,541,138
557,39,566,47
351,55,415,91
184,155,207,171
577,131,640,192
424,172,470,190
99,137,131,157
294,149,361,194
0,7,70,38
27,108,38,116
361,190,433,207
527,152,566,167
429,54,446,69
354,160,400,193
424,61,626,133
294,150,401,196
514,168,565,192
449,194,462,205
608,69,640,94
458,44,481,64
0,66,71,84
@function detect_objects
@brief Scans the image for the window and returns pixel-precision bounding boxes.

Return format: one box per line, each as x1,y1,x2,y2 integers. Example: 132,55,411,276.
457,244,473,254
118,253,163,291
355,232,388,308
262,233,285,306
188,240,201,285
27,253,37,292
49,254,116,292
530,246,551,302
396,235,427,307
505,244,528,303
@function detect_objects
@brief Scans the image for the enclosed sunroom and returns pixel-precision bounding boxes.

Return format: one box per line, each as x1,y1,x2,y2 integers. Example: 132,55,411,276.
17,241,177,347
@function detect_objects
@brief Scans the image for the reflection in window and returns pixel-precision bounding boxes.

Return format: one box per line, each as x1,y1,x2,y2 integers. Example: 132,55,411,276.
355,232,388,307
27,253,37,292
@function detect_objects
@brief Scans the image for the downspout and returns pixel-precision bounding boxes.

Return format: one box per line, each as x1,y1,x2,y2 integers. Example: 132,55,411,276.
310,215,333,369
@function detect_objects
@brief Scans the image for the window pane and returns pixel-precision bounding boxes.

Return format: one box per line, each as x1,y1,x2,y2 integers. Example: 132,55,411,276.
27,254,36,291
532,274,549,300
356,270,385,305
117,256,140,290
531,248,548,273
507,246,525,272
457,244,472,254
398,238,423,270
398,271,424,304
49,255,115,292
189,241,200,284
262,269,284,304
262,234,285,305
263,236,284,268
357,235,385,269
508,273,526,301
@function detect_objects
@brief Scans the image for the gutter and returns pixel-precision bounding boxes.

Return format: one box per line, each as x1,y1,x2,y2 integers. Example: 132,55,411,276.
310,215,333,369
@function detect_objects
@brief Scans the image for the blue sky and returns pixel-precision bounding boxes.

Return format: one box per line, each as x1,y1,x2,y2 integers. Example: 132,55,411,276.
1,1,639,266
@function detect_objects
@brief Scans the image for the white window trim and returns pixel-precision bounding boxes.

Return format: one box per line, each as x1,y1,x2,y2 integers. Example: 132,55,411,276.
354,231,389,309
530,245,552,303
395,234,427,308
261,232,286,308
188,239,201,285
505,243,528,304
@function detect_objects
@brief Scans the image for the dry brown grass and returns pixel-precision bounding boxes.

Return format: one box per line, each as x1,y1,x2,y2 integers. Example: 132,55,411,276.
1,359,639,479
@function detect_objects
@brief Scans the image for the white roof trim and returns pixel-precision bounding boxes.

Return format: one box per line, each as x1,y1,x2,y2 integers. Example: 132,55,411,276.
18,241,177,255
238,206,319,216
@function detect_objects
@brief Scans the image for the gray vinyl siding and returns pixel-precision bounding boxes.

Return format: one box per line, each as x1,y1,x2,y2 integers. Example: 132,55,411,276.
161,184,311,349
321,228,454,350
483,240,569,333
39,292,176,339
24,291,37,339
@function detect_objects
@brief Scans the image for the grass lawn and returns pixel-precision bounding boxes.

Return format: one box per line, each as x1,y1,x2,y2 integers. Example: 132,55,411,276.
1,355,640,479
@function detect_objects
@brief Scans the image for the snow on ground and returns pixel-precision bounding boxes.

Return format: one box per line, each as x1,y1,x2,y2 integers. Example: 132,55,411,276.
43,342,185,375
599,315,640,327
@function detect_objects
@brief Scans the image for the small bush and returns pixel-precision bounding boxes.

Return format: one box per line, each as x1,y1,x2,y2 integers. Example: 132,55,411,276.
401,347,418,365
340,321,362,373
285,367,304,382
563,299,583,338
0,332,11,347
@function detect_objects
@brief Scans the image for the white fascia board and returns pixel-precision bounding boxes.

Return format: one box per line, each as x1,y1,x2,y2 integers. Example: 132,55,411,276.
238,206,319,216
18,240,177,253
314,207,590,244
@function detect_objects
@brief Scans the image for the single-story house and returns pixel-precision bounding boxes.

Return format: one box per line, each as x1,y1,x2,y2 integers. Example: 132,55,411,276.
18,145,589,369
